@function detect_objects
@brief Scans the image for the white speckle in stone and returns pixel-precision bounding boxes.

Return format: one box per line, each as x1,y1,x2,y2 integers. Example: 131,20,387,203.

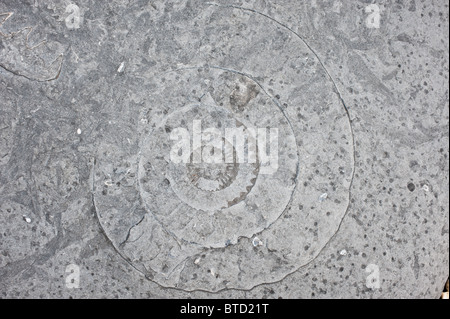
104,180,114,186
340,249,347,256
319,193,328,202
422,185,429,192
22,215,31,223
77,128,82,135
252,237,263,247
194,257,201,264
117,62,125,73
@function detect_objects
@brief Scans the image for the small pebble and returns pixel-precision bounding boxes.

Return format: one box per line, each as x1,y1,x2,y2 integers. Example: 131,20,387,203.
340,249,347,256
22,215,31,223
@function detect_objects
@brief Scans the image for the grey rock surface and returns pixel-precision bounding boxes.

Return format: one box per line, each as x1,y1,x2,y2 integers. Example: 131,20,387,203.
0,0,448,298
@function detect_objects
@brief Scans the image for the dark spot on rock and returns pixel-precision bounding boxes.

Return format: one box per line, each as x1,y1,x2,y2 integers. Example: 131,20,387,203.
407,182,415,192
229,76,260,111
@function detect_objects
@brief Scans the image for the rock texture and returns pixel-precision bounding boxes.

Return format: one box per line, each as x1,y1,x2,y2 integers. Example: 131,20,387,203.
0,0,448,298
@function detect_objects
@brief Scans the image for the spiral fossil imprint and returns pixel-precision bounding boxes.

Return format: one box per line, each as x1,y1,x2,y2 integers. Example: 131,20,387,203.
93,3,355,292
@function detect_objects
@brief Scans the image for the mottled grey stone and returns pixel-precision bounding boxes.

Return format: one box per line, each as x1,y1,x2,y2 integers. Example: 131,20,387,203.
0,0,448,298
